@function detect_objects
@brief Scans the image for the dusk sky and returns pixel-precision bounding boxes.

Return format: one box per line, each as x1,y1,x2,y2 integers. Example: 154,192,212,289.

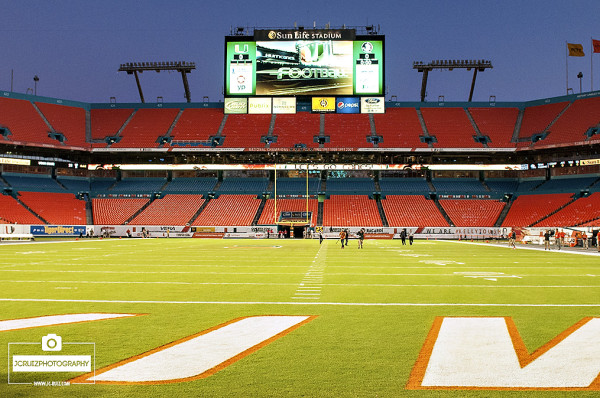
2,0,599,103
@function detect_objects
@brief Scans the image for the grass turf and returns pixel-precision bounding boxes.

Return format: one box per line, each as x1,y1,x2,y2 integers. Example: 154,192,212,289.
0,238,598,397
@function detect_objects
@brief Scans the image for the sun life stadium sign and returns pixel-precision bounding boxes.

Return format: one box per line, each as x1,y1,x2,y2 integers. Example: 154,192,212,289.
254,29,356,41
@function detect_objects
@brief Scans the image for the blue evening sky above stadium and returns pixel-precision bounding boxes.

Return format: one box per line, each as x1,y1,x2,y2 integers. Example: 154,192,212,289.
2,0,599,103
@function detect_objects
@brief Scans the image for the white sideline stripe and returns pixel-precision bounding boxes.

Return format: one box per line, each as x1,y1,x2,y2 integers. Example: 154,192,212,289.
3,265,600,274
0,298,599,307
0,313,137,332
0,280,597,288
445,240,600,256
88,316,310,382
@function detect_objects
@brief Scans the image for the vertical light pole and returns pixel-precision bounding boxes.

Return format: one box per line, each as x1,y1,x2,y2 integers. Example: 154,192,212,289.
33,75,39,95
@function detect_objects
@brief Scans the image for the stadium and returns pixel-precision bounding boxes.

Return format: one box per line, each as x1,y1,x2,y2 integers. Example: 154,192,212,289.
1,17,600,398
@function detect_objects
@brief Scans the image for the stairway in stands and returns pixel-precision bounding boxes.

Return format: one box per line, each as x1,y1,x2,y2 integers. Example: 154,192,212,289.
186,197,211,226
15,195,49,224
433,198,454,227
494,196,515,227
124,197,156,224
527,195,578,227
252,197,267,226
375,196,389,227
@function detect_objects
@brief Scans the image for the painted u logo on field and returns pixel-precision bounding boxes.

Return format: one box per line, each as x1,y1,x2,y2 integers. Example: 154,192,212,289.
71,315,316,384
407,317,600,390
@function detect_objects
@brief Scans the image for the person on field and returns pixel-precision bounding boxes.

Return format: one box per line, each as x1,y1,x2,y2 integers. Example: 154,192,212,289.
400,228,407,245
339,230,346,249
544,230,551,250
345,229,350,246
555,229,561,250
582,232,588,249
409,231,414,245
509,230,516,249
597,230,600,252
357,228,365,249
319,230,323,245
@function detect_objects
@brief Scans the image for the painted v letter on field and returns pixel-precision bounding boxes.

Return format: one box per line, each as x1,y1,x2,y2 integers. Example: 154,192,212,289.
407,317,600,390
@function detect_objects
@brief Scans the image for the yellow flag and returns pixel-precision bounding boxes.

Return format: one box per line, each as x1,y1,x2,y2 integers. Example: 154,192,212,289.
567,43,585,57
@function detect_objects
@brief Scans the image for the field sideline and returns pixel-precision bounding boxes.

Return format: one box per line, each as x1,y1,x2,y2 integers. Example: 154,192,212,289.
0,238,598,397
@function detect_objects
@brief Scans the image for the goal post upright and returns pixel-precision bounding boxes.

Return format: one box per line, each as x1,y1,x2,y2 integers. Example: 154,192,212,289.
274,163,277,225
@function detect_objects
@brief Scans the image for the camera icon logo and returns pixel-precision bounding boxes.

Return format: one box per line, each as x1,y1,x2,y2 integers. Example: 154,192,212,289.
41,334,62,352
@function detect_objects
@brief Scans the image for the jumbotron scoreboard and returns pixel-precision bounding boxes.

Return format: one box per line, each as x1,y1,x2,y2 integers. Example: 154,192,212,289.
224,28,384,114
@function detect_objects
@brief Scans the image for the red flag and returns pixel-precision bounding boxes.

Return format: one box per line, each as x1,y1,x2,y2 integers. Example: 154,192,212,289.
593,39,600,53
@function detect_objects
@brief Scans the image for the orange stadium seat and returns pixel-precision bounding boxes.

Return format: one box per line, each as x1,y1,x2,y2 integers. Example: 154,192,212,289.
19,192,87,225
129,195,204,226
220,115,271,148
192,195,262,226
468,107,518,148
517,102,568,144
373,108,428,148
169,108,224,143
271,113,320,148
322,195,382,227
533,192,600,227
324,114,371,148
90,108,134,140
35,102,87,147
381,195,449,227
439,199,505,227
420,108,481,148
0,97,58,146
110,108,180,148
534,97,600,147
501,193,574,227
0,194,44,224
92,198,149,225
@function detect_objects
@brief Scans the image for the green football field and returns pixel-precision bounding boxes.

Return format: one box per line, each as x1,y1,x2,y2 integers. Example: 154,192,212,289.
0,238,598,397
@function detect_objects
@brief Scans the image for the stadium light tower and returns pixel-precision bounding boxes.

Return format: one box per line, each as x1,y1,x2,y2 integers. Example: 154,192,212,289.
33,75,39,95
412,59,493,102
118,61,196,103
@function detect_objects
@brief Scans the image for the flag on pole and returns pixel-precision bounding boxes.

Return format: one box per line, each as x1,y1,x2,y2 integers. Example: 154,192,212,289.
593,39,600,53
567,43,585,57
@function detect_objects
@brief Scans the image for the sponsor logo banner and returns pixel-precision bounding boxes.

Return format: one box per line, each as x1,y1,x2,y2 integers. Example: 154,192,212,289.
312,97,336,113
272,97,296,114
361,97,385,113
31,226,86,236
336,97,360,113
248,97,272,114
224,98,247,114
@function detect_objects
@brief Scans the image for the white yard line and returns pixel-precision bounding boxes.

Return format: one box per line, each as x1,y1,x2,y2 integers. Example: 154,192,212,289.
0,280,598,288
0,298,599,307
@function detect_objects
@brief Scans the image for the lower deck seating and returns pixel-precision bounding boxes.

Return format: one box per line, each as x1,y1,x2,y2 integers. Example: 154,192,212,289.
257,199,318,227
381,195,449,227
0,195,43,224
501,193,574,227
19,192,87,225
192,195,261,226
92,198,149,225
129,195,204,225
322,195,382,227
533,192,600,227
439,199,505,227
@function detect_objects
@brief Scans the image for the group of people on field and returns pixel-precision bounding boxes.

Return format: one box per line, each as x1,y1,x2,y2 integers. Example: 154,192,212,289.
336,228,366,249
543,229,600,251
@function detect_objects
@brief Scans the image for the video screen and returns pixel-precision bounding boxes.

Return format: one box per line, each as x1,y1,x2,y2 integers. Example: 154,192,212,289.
225,35,383,97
